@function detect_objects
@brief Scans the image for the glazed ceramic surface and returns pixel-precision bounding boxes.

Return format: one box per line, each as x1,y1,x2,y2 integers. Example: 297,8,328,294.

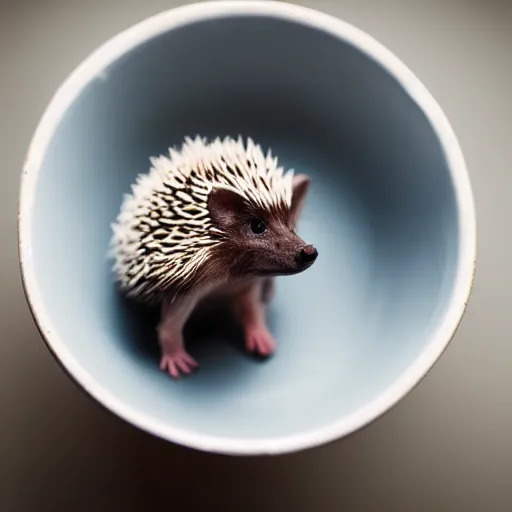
19,1,476,455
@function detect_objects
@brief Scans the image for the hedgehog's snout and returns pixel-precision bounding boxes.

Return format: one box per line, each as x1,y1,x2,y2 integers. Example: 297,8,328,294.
300,244,318,264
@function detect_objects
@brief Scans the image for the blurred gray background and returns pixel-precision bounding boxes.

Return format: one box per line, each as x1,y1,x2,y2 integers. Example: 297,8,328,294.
1,0,510,510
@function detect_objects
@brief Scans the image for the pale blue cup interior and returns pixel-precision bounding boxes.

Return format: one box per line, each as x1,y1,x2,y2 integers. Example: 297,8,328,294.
28,15,459,446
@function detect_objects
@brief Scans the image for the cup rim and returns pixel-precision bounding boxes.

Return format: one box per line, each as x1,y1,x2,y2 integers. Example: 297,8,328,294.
18,0,477,455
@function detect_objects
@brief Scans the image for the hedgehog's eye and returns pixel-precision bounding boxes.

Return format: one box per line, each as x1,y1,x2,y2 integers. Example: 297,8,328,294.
250,218,266,235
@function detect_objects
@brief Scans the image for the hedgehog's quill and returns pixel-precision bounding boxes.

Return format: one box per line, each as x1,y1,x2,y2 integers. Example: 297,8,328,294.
109,136,318,378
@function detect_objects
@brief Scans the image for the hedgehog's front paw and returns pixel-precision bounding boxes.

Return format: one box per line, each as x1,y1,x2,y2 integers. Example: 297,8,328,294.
159,349,199,379
245,325,276,358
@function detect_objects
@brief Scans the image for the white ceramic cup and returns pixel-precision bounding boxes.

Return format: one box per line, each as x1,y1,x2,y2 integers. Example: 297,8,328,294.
19,1,476,455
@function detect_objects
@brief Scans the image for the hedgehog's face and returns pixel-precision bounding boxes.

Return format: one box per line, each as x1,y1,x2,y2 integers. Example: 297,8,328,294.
207,174,318,279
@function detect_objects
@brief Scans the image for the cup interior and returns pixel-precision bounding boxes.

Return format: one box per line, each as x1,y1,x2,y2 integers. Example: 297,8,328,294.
23,8,465,452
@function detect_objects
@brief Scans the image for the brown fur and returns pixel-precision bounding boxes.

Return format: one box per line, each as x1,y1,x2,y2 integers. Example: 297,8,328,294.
170,174,313,298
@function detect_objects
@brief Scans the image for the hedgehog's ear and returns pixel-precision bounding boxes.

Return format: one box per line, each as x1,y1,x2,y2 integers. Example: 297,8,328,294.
208,188,247,230
289,174,310,225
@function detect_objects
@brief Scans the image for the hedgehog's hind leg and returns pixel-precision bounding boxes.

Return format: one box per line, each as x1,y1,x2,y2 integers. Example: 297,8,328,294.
157,293,199,379
235,279,276,358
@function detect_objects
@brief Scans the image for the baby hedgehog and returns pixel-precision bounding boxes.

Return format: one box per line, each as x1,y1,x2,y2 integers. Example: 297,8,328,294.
110,136,318,378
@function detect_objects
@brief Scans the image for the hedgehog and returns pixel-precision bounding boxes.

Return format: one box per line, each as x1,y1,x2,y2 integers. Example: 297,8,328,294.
110,135,318,378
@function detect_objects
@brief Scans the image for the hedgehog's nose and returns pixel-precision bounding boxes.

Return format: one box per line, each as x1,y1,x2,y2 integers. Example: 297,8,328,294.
300,244,318,264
